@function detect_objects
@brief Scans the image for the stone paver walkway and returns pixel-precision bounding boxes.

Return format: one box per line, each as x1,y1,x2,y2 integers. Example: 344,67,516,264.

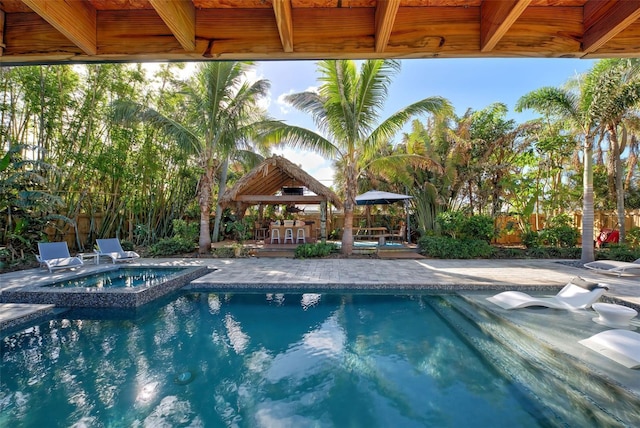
2,258,639,330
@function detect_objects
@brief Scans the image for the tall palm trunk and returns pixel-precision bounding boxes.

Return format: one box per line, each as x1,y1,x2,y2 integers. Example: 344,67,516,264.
612,127,625,243
341,161,358,255
198,166,214,253
212,157,229,243
581,136,595,263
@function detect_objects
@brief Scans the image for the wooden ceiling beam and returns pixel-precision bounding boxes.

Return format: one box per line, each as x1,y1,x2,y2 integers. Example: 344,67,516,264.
21,0,97,55
0,10,5,56
149,0,196,52
480,0,532,52
582,0,640,54
273,0,294,53
375,0,400,53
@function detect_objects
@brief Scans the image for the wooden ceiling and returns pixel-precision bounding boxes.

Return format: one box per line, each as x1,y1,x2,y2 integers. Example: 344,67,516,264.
1,0,640,65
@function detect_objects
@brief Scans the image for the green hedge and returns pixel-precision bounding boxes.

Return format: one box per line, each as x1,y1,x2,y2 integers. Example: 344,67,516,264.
294,243,339,259
417,236,494,259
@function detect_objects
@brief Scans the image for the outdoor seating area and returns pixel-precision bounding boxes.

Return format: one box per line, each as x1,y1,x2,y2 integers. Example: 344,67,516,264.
36,242,84,273
95,238,140,263
35,239,138,272
487,276,609,311
267,221,312,245
354,224,407,246
584,258,640,277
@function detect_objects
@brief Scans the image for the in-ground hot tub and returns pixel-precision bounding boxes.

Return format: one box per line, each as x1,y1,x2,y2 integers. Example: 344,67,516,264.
0,265,213,308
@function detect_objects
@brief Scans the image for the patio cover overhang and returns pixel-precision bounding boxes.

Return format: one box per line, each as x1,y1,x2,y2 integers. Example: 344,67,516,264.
219,155,342,213
1,1,640,66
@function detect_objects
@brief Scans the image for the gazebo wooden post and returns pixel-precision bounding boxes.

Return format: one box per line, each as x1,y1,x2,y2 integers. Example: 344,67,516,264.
320,200,327,243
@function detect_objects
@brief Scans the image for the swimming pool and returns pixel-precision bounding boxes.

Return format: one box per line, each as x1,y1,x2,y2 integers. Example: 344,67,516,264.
2,292,638,426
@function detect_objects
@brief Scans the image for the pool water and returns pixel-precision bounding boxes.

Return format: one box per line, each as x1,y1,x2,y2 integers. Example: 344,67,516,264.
42,267,185,289
0,293,622,427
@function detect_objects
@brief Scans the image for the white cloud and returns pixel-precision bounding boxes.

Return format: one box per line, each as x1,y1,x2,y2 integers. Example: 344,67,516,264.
275,86,319,116
276,91,292,115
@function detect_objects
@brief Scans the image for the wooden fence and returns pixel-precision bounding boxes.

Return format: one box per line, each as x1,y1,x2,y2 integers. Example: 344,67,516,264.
48,210,640,250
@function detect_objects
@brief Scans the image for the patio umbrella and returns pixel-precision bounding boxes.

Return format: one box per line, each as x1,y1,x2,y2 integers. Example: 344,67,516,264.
355,190,413,206
355,190,413,242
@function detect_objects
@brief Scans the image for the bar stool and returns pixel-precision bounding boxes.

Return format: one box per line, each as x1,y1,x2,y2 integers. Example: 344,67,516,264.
270,228,281,244
254,223,267,241
284,228,294,244
296,228,306,244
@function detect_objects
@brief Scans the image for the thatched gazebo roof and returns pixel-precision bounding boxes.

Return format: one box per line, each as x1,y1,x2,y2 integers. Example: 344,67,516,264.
219,155,342,211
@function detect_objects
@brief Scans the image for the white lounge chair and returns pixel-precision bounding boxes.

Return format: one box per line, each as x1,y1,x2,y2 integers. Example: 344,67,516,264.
487,277,608,311
95,238,140,264
580,329,640,369
36,242,84,273
583,258,640,277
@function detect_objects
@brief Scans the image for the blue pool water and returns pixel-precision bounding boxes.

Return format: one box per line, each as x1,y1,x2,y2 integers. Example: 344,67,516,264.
42,267,186,289
0,292,624,426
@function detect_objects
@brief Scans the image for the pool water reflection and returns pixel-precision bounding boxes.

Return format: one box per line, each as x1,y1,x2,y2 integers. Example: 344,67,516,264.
0,292,625,427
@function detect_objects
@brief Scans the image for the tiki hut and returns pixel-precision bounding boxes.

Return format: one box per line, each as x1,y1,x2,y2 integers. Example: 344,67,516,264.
219,155,342,242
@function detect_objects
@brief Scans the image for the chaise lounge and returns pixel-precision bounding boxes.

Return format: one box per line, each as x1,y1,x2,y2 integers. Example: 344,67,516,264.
95,238,140,264
487,276,608,310
583,258,640,277
580,329,640,369
36,242,84,273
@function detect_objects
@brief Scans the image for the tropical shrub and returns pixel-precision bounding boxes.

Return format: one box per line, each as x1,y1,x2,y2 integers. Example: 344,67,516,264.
148,219,198,256
626,227,640,249
436,211,466,239
172,219,199,243
148,238,195,256
596,244,640,262
436,212,497,242
520,229,540,249
417,236,494,259
463,215,496,242
295,243,339,259
524,215,579,248
120,240,135,251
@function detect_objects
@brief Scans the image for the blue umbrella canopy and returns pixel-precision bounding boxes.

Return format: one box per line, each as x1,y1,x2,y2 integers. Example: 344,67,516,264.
355,190,413,206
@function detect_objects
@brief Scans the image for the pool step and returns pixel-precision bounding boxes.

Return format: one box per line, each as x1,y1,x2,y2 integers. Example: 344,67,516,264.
431,295,637,427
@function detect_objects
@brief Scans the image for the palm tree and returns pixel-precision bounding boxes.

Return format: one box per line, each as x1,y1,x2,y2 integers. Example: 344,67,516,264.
112,61,270,253
586,59,640,243
516,83,598,262
265,60,451,255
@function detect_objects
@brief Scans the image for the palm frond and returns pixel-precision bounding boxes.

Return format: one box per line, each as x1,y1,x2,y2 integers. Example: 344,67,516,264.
368,96,452,152
263,124,340,158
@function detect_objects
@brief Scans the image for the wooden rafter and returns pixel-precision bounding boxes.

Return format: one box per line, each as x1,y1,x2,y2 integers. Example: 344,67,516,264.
480,0,532,53
21,0,97,55
3,1,640,64
582,0,640,54
149,0,196,52
0,10,5,56
375,0,400,53
273,0,293,53
237,195,325,204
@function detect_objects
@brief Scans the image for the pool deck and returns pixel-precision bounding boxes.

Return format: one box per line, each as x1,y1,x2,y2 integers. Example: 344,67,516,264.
1,257,639,331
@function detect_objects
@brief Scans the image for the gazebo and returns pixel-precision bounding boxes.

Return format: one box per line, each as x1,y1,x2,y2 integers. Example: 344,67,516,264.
219,155,342,242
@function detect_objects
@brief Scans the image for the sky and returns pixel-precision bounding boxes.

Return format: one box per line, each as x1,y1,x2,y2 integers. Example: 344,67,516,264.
161,58,597,188
250,58,596,188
